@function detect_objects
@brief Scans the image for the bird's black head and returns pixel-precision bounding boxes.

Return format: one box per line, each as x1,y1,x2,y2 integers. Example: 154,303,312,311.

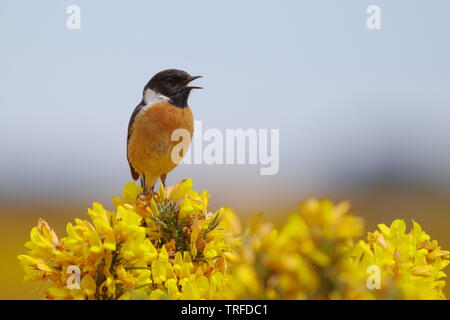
144,69,202,108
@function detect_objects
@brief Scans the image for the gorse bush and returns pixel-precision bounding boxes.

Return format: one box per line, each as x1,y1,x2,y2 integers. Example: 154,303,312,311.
218,199,449,299
18,179,450,299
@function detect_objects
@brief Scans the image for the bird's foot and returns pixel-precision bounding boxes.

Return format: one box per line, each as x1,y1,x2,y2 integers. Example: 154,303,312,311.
135,189,155,208
136,190,154,200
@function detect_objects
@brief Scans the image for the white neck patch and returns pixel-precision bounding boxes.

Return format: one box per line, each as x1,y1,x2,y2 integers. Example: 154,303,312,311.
143,88,170,109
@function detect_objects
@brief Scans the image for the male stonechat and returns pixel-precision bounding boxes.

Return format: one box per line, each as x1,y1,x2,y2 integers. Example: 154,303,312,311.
127,69,202,194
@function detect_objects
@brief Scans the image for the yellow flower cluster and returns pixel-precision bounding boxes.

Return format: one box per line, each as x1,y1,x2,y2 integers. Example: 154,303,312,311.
18,179,240,300
351,219,450,299
18,181,450,299
217,199,365,299
217,199,450,300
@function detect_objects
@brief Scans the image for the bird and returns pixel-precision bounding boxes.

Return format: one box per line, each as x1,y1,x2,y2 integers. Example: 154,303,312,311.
127,69,202,195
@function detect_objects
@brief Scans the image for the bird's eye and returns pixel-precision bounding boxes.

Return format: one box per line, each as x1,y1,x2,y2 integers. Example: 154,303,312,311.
166,77,174,83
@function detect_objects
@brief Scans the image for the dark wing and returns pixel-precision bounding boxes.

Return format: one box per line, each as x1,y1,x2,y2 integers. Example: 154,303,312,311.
127,103,144,181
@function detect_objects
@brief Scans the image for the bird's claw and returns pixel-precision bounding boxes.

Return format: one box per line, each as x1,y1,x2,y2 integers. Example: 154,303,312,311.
137,190,153,200
135,191,155,210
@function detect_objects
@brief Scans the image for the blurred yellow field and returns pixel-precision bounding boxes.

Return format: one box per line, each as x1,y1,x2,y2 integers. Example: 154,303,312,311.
6,183,450,299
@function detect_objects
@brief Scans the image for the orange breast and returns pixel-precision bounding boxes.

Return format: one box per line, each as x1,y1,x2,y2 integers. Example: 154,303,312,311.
127,101,194,181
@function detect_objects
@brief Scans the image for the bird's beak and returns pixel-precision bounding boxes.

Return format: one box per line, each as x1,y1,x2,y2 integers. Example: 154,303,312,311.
184,75,203,90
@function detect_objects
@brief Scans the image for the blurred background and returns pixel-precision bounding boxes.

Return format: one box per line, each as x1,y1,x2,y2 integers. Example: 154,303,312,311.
1,0,450,299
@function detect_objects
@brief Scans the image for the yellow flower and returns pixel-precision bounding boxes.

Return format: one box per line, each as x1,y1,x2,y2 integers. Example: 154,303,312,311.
168,178,193,202
351,219,450,299
219,198,448,300
18,182,450,300
19,179,237,300
24,219,60,260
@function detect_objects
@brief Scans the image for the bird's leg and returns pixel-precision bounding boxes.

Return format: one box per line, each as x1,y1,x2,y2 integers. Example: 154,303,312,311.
160,174,167,188
137,175,154,198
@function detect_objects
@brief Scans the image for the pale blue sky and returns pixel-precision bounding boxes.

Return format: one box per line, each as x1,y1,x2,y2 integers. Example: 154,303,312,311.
1,1,450,208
